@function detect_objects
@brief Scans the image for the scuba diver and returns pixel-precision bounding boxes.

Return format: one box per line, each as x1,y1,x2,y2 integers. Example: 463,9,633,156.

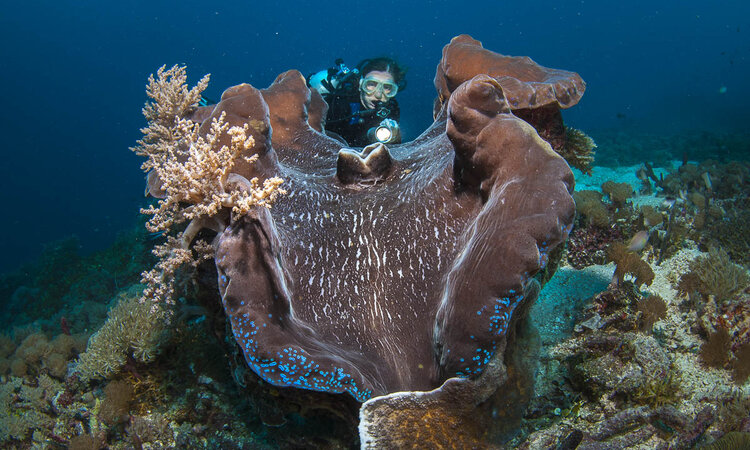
308,57,406,147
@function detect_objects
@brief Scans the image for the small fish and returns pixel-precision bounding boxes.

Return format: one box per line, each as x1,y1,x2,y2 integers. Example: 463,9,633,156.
148,230,167,240
718,86,727,94
627,230,649,252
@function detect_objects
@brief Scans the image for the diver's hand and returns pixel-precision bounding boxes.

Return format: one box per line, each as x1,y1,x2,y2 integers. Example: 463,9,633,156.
380,118,397,129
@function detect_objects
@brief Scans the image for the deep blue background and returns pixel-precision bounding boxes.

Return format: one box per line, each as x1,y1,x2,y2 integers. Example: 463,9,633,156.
0,0,747,272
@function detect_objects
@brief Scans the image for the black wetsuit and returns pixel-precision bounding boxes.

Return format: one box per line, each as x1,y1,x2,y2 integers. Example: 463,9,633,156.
322,79,400,147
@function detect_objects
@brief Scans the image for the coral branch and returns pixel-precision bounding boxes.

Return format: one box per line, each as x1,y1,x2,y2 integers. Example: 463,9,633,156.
131,65,285,307
139,235,213,306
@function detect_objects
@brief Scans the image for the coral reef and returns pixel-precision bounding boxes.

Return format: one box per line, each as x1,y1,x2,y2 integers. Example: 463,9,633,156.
702,196,750,265
672,247,750,383
659,160,749,200
0,310,298,448
641,159,750,265
510,238,750,448
98,379,135,425
700,432,750,449
519,148,744,447
566,175,659,272
0,329,88,380
73,287,170,381
733,343,750,384
566,223,623,269
0,375,60,443
640,204,664,227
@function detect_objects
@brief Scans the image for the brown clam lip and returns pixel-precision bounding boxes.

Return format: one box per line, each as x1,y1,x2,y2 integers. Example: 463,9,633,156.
206,34,580,402
337,142,394,185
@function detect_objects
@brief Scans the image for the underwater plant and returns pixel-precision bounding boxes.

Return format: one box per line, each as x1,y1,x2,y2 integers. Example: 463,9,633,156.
731,342,750,384
677,247,749,304
639,205,663,228
601,180,633,205
573,190,610,228
703,197,750,266
636,294,667,331
74,289,170,381
628,365,681,408
558,126,596,175
606,242,655,289
699,326,731,369
98,379,135,425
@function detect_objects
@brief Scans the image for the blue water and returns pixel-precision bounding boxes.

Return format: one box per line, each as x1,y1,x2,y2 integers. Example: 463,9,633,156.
0,0,747,272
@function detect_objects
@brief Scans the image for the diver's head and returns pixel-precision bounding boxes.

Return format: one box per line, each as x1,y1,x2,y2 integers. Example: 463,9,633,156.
356,57,407,110
359,71,397,109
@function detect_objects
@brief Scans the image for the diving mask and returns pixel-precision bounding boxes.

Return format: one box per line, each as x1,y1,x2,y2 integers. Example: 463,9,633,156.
360,77,398,98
